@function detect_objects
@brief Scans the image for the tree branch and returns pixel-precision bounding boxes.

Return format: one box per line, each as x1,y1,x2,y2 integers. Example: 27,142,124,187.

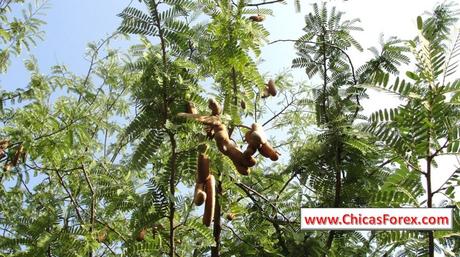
246,0,285,7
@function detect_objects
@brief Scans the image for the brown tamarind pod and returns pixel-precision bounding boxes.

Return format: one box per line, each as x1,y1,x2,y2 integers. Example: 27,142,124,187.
97,229,107,242
136,228,147,241
193,182,207,206
267,79,277,96
177,113,222,126
11,145,24,167
208,99,222,116
226,213,235,221
197,153,210,183
249,15,265,22
259,143,279,161
227,145,256,168
243,145,257,158
186,101,198,114
213,125,231,154
203,175,216,227
245,123,267,147
240,100,246,109
233,162,250,175
261,87,271,98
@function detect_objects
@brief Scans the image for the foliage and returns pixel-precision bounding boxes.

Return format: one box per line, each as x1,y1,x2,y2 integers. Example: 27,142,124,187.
0,0,48,73
0,1,459,257
364,3,460,256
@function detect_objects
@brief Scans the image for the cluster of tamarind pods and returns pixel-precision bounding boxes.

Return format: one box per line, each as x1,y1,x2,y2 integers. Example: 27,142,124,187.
0,140,25,171
178,80,279,226
249,15,265,23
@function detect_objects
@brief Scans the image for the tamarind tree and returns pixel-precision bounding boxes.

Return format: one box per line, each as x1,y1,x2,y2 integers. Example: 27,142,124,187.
365,3,460,256
0,1,459,257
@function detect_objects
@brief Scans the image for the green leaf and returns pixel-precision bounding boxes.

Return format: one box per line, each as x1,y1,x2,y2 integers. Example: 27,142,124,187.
417,16,423,30
406,71,419,81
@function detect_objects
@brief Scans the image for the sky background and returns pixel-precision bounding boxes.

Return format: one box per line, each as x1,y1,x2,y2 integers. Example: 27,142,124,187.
1,0,458,216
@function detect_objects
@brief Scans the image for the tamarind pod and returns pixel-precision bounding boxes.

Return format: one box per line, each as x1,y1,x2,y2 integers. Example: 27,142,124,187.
208,99,222,116
250,123,268,145
267,79,277,96
206,130,215,139
97,230,107,242
258,143,279,161
204,125,215,139
233,162,250,175
193,182,207,206
213,125,231,154
177,113,222,126
244,130,252,144
240,100,246,109
226,213,235,221
136,228,147,241
243,145,257,158
226,146,256,167
203,175,216,227
197,153,210,183
249,15,265,22
186,101,198,114
11,145,23,166
261,87,271,98
244,133,260,148
0,149,4,159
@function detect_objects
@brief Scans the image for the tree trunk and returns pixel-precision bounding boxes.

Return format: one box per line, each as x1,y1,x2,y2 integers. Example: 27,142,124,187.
426,157,434,257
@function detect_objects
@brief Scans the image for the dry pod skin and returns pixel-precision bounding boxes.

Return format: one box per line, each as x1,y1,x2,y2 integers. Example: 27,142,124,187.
193,182,207,206
203,175,216,227
213,124,231,153
234,162,250,176
240,100,246,109
261,88,270,98
261,79,277,98
226,146,256,168
208,99,222,116
136,228,147,241
249,15,265,22
267,79,277,96
11,145,24,167
249,123,268,145
97,230,107,242
177,113,222,126
226,213,235,221
197,153,210,183
205,125,215,139
243,145,257,158
259,143,279,161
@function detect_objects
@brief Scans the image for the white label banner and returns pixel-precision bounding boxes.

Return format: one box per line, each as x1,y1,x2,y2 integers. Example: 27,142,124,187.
301,208,453,230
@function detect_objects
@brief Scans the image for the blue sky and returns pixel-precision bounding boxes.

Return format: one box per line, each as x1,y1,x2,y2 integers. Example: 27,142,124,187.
1,0,130,90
